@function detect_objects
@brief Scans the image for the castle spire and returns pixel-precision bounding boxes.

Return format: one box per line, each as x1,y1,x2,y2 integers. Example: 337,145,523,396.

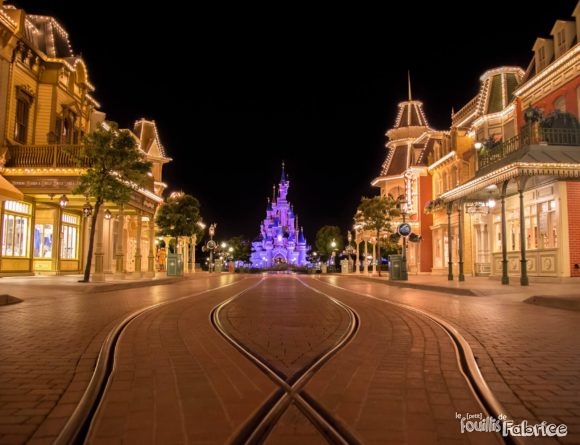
408,69,412,101
281,160,286,182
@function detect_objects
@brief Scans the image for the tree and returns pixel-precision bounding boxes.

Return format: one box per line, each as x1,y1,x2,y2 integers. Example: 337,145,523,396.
354,195,400,276
72,121,152,283
155,192,204,253
224,236,251,265
314,225,343,265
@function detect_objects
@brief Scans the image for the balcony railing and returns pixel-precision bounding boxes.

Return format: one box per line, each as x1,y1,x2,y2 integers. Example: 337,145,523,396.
4,144,90,168
478,126,580,170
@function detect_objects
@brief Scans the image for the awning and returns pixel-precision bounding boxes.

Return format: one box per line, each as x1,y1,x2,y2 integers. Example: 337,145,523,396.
0,175,23,201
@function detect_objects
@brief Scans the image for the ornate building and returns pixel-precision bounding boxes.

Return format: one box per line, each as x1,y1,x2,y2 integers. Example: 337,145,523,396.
434,1,580,283
371,77,442,274
0,4,170,278
250,163,309,268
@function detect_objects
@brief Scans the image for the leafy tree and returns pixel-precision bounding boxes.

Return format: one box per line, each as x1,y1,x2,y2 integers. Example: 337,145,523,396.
224,236,251,265
72,121,152,283
354,195,400,276
155,192,204,253
314,225,343,264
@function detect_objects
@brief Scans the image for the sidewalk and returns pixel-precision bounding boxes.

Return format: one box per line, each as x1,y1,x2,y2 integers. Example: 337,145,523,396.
353,271,580,311
3,272,580,311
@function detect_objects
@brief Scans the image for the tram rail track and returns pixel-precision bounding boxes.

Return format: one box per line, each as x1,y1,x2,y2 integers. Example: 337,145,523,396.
211,277,361,444
53,279,243,445
51,274,515,444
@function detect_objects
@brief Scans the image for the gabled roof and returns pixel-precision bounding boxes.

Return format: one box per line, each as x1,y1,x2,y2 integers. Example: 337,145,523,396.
25,15,74,58
452,67,524,128
133,119,170,160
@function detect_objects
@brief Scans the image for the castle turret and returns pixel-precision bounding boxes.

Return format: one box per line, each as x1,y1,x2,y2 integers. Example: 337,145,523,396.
250,162,310,268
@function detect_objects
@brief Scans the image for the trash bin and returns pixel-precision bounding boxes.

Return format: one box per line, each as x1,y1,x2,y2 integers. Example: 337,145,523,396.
389,254,402,280
341,259,349,274
321,264,327,274
166,253,184,276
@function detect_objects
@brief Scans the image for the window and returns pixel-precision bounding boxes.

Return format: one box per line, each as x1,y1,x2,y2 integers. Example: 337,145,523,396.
494,199,559,253
34,223,53,258
2,201,31,257
538,46,546,70
60,213,80,259
557,29,566,54
14,87,33,144
14,98,30,143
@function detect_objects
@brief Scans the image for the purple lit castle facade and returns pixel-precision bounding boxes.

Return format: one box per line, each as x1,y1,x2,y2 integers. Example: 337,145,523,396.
250,164,309,268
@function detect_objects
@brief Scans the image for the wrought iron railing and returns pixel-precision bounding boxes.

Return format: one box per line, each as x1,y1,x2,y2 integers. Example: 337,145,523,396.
478,126,580,170
4,144,90,168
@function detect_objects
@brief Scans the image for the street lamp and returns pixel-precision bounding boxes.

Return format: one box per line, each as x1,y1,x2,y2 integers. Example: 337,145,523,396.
330,238,337,272
345,230,355,272
206,223,217,272
400,200,409,281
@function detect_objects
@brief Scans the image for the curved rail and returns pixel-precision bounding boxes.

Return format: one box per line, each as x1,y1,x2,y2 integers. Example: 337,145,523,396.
54,279,242,445
211,275,361,444
319,277,518,445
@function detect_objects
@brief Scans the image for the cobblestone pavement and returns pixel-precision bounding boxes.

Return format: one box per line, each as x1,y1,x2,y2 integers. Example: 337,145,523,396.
0,272,578,444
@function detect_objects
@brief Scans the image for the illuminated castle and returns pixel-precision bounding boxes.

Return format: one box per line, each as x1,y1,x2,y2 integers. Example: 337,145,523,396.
250,163,309,268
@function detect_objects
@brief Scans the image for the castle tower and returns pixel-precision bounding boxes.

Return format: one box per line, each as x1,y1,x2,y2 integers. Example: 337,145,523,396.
250,162,309,268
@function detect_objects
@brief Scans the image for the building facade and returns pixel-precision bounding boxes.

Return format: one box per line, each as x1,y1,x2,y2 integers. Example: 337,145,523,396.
431,2,580,282
0,4,170,278
250,164,309,268
371,80,439,274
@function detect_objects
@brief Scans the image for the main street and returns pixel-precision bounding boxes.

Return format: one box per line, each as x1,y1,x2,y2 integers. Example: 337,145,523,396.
1,273,578,444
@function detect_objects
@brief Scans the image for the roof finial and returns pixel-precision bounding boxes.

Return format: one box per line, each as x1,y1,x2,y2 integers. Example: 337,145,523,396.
408,70,412,101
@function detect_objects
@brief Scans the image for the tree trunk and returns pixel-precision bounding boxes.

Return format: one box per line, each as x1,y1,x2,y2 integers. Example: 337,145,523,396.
80,201,102,283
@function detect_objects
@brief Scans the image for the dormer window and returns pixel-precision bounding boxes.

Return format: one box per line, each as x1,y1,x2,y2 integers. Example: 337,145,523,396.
557,29,566,54
538,46,546,67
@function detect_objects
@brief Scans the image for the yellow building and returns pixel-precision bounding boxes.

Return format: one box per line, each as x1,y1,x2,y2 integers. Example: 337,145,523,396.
0,3,170,277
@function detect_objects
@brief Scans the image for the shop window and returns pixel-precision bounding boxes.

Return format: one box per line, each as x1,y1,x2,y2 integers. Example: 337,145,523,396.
2,200,31,257
60,213,79,259
34,224,53,258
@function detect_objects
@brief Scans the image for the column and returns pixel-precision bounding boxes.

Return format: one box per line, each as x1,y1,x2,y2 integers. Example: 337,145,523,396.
518,183,529,286
501,183,509,285
355,239,360,274
191,234,197,273
114,207,125,279
145,218,155,278
132,212,143,278
458,201,465,281
447,203,453,281
363,238,369,275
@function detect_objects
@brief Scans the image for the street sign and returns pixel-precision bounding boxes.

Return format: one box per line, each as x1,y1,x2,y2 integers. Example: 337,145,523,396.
398,223,412,237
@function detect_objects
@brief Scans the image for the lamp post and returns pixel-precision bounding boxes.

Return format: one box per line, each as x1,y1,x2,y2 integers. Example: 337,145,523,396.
345,230,355,272
398,200,409,281
330,238,337,272
206,223,217,273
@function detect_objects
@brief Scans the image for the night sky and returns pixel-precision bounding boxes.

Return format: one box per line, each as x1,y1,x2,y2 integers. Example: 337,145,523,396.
14,1,580,243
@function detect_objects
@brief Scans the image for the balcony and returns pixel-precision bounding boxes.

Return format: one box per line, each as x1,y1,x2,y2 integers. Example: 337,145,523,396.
4,144,90,168
477,126,580,173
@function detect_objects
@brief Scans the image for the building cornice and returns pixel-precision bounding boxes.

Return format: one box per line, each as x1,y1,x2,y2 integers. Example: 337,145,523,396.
440,162,580,201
